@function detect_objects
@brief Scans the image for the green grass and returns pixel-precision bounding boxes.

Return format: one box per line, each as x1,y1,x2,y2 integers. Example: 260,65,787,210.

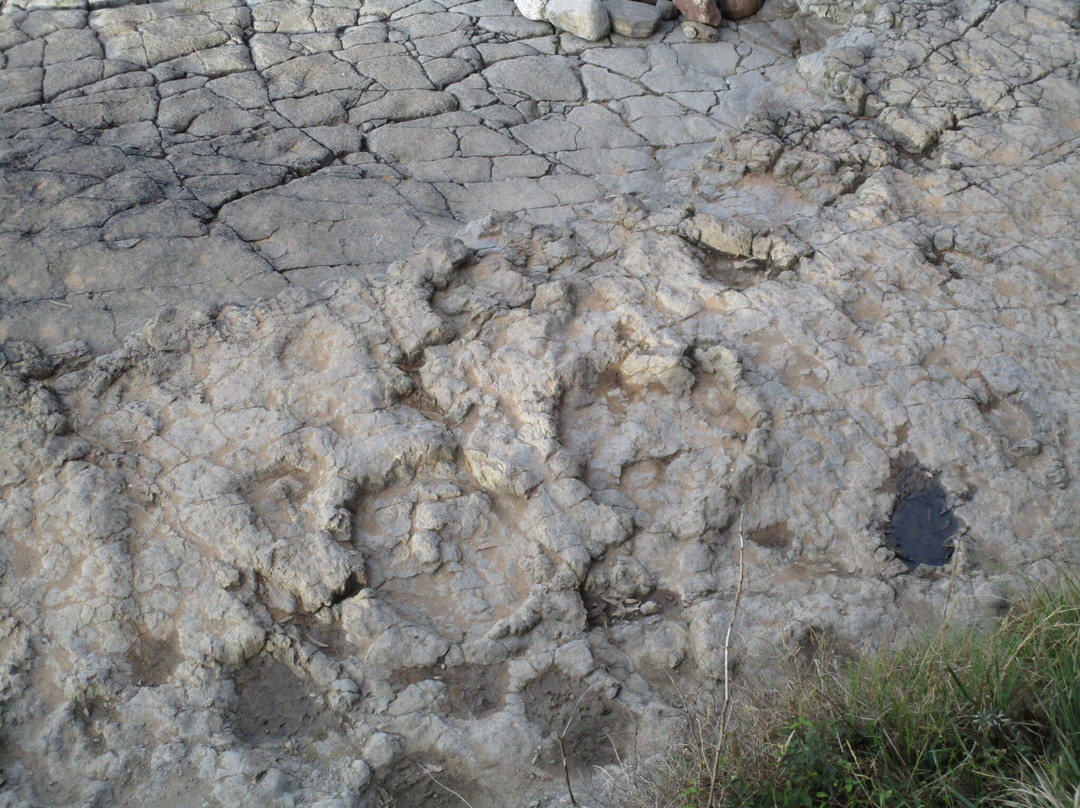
606,573,1080,808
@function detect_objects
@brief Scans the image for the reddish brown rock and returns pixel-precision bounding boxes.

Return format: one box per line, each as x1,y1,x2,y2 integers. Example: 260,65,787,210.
719,0,762,18
674,0,721,25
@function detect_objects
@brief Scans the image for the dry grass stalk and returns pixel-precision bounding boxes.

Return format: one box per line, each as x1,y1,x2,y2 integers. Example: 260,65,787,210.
705,508,746,808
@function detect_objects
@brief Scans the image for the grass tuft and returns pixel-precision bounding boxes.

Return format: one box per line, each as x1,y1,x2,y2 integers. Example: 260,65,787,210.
602,572,1080,808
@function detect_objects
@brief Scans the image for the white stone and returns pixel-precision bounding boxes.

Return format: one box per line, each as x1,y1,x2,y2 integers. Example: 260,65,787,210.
544,0,611,41
514,0,548,20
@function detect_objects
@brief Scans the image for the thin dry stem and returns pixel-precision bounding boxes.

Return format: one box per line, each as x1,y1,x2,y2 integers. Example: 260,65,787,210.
418,764,477,808
557,684,598,807
941,528,964,630
706,508,746,808
557,735,578,806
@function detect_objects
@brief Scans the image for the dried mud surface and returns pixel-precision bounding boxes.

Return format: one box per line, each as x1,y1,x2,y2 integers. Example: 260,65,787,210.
1,0,1079,805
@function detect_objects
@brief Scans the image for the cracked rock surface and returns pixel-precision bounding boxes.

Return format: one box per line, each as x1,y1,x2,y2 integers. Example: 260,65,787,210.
2,0,1079,805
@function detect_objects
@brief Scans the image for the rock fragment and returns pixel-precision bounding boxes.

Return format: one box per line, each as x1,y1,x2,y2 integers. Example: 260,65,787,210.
546,0,612,39
674,0,721,26
605,0,661,37
720,0,762,18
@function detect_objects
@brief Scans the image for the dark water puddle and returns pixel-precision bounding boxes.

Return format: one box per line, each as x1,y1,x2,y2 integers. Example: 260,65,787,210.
886,463,959,567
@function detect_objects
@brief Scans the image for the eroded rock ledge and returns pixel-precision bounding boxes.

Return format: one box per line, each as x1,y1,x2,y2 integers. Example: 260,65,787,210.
1,0,1079,806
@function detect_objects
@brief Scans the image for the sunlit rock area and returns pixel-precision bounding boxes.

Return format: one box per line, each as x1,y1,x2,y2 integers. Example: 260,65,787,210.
1,0,1078,804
